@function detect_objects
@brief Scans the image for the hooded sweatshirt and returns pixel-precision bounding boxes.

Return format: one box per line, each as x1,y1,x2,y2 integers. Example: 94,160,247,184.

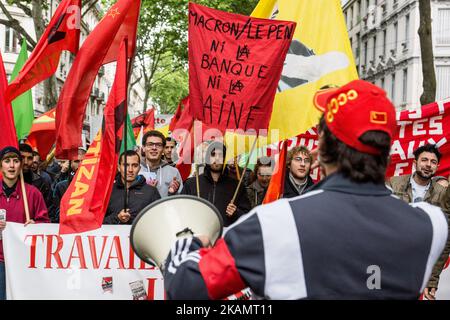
139,160,183,197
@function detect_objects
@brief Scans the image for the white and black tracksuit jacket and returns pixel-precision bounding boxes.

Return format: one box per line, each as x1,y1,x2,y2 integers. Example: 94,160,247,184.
163,173,448,300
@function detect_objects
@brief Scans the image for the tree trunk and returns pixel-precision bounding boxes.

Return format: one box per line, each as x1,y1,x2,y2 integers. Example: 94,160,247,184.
31,0,58,110
418,0,436,106
144,86,151,113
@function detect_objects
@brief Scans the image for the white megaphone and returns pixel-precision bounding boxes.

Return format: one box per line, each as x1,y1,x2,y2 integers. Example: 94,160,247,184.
131,195,223,270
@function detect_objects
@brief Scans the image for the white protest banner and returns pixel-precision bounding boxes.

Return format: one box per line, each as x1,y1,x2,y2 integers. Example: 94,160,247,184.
3,223,164,300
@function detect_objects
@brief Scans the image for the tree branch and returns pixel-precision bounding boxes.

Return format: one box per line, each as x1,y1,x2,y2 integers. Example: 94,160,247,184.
82,0,99,19
0,2,36,49
9,1,32,17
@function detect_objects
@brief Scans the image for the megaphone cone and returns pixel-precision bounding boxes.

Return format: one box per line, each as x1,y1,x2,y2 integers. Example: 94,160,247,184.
130,195,223,270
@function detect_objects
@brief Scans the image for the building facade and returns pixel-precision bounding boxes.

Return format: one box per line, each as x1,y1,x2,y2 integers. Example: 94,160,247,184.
343,0,450,110
0,0,145,144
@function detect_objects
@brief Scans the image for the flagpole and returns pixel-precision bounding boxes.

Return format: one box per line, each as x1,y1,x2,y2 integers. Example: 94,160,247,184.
231,137,257,204
123,37,130,213
20,171,31,222
195,163,200,198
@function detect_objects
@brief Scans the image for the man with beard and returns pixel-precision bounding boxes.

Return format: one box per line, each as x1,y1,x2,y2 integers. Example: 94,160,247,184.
388,143,450,300
163,137,177,167
181,141,251,227
52,148,86,222
19,144,52,213
283,146,315,198
31,151,52,187
104,150,160,225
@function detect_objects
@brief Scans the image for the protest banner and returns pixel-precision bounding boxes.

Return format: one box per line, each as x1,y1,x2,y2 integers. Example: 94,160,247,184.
188,2,295,133
3,223,164,300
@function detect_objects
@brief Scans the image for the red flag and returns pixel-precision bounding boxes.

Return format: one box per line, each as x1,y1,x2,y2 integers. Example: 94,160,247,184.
188,3,295,132
263,140,288,204
55,0,141,160
132,109,155,132
59,38,128,234
169,96,189,132
6,0,81,102
0,51,18,150
26,108,56,159
172,96,193,133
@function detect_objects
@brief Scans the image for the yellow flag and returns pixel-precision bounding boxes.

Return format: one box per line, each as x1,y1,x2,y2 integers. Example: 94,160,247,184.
225,0,358,163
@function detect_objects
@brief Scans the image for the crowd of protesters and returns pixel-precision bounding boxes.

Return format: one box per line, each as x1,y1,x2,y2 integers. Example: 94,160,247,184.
1,124,450,299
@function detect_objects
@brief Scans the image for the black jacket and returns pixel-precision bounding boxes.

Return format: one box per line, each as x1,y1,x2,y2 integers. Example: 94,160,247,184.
23,170,51,213
104,174,161,225
181,166,251,227
283,172,315,198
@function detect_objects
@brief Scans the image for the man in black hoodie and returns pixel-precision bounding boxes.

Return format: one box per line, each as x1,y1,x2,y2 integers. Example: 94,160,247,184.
104,150,161,225
181,142,251,227
283,146,315,198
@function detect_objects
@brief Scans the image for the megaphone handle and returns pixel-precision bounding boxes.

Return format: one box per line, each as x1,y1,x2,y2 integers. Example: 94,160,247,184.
176,227,194,238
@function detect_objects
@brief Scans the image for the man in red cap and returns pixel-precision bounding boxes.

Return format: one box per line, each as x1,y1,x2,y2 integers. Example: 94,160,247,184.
162,80,448,300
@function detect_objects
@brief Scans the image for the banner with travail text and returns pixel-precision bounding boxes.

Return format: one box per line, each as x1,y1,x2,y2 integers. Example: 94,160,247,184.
3,223,164,300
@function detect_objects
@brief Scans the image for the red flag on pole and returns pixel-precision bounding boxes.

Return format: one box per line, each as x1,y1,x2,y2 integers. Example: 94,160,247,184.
0,50,18,150
55,0,141,160
263,140,288,204
6,0,81,103
26,108,56,160
169,96,189,132
132,108,155,132
59,38,129,234
188,3,295,132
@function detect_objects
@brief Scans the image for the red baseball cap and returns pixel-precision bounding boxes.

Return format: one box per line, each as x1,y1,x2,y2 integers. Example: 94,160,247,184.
313,80,396,155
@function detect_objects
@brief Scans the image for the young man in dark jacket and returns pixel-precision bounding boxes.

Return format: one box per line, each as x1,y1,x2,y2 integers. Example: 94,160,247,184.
181,142,251,227
104,150,161,225
19,144,52,213
283,146,315,198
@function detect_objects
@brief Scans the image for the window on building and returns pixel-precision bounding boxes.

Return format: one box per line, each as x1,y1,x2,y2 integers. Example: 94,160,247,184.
436,9,450,45
394,22,398,51
356,32,360,58
404,14,410,48
391,73,396,103
373,35,377,62
348,8,353,28
402,68,408,103
5,26,11,52
355,1,360,23
363,40,369,68
383,29,387,57
4,26,19,53
381,77,385,90
436,66,450,100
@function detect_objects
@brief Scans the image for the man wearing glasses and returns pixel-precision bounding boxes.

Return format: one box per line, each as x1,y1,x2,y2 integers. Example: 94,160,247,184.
139,130,183,197
283,146,315,198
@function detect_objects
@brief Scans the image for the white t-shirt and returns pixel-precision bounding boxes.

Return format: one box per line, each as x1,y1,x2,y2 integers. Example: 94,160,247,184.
410,176,430,203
